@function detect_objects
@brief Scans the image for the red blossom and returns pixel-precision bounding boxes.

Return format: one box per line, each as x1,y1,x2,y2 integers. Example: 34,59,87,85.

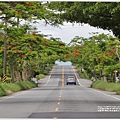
101,58,105,62
27,4,31,6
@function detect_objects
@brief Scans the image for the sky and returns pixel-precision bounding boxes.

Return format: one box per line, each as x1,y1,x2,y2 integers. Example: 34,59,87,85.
55,60,72,66
33,21,114,44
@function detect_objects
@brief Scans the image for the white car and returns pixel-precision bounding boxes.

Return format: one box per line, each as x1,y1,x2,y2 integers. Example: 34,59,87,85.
66,76,76,85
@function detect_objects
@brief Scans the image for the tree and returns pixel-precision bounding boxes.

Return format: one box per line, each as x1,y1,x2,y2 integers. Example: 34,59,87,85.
48,2,120,38
65,33,120,82
0,2,62,82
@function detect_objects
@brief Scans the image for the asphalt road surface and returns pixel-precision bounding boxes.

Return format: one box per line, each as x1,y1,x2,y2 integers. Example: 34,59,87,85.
0,65,120,119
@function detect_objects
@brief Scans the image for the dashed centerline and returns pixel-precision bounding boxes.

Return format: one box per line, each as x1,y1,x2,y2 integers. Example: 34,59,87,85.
59,98,61,100
54,67,64,114
55,108,59,112
58,102,60,105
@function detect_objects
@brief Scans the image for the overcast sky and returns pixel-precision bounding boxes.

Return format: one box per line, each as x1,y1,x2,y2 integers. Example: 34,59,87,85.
32,21,114,44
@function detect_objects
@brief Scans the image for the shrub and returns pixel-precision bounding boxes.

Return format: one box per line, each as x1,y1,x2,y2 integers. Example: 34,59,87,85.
36,74,45,80
91,80,120,93
16,81,36,90
5,83,21,92
116,91,120,95
0,84,7,96
43,70,49,75
0,81,36,97
6,77,11,83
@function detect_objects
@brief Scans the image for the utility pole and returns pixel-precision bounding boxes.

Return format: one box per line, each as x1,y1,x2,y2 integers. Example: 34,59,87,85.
2,16,7,83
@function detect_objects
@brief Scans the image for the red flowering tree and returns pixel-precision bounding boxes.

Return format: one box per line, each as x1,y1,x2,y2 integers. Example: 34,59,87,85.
66,33,120,82
0,2,62,82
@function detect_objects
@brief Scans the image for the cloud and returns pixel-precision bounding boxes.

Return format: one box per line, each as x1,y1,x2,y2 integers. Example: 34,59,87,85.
33,21,114,44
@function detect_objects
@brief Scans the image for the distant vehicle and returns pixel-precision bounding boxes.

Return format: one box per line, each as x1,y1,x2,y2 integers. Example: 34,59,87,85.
66,76,76,85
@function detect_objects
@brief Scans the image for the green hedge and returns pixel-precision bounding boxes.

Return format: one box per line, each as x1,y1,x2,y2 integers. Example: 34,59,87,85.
91,80,120,92
116,91,120,95
36,74,45,80
0,81,36,97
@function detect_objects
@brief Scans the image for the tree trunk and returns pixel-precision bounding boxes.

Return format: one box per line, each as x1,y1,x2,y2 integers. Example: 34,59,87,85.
15,71,22,82
94,67,97,81
116,47,120,63
101,67,107,82
22,70,26,81
27,67,32,80
22,61,27,81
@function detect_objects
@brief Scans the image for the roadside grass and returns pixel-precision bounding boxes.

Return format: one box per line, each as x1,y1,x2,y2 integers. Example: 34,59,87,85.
79,72,89,79
36,74,45,80
0,72,47,97
75,65,120,95
76,67,90,79
116,91,120,95
0,81,36,97
91,80,120,94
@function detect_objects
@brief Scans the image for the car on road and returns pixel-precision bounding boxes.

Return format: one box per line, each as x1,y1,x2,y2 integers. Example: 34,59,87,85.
66,76,76,85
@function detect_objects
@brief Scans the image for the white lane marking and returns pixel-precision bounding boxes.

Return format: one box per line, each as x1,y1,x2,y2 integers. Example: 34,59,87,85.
53,117,57,119
72,66,83,86
44,74,51,86
0,74,51,101
92,89,120,101
0,91,29,101
72,66,120,101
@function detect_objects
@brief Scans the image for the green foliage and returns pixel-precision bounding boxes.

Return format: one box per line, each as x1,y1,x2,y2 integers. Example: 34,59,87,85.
65,33,120,82
0,1,64,83
76,66,89,79
48,2,120,38
0,84,7,96
1,2,120,96
36,74,45,80
1,27,66,82
116,91,120,95
16,81,36,90
91,80,120,92
6,77,11,83
0,81,36,97
105,63,120,76
1,83,21,93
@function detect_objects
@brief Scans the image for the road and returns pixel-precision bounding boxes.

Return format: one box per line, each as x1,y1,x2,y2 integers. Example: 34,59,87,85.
0,65,120,119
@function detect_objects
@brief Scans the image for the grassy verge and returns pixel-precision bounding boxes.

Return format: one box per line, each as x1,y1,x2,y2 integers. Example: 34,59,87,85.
91,80,120,94
76,66,90,79
0,81,36,97
116,91,120,95
36,74,45,80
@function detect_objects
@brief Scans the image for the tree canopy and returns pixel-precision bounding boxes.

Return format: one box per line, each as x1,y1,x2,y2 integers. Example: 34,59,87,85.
65,33,120,82
48,2,120,38
0,1,63,82
1,2,120,84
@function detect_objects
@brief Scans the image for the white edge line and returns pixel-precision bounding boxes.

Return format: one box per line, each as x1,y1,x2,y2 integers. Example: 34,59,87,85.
0,74,51,101
92,89,120,101
0,91,29,101
44,74,51,86
72,66,120,101
72,66,83,87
